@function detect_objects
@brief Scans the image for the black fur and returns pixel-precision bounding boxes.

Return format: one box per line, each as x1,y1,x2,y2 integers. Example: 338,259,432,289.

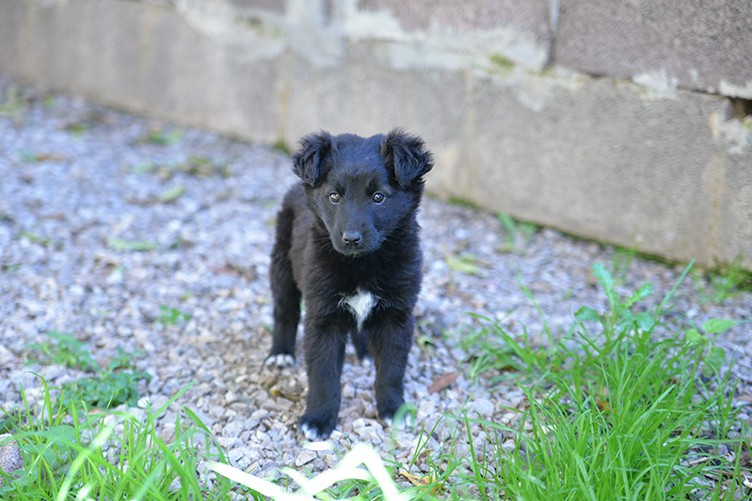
268,128,433,439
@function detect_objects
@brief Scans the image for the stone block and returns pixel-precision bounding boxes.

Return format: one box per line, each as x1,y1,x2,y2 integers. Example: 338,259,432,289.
556,0,752,98
0,0,281,140
457,69,750,266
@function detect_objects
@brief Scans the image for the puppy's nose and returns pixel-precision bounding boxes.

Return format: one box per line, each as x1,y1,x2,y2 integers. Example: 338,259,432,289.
342,231,362,245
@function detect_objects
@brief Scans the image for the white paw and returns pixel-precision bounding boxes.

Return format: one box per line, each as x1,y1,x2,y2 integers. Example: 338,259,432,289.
361,355,373,368
265,353,295,368
300,422,327,441
384,409,416,430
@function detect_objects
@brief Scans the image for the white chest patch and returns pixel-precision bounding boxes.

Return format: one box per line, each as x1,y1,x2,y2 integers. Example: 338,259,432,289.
340,289,376,331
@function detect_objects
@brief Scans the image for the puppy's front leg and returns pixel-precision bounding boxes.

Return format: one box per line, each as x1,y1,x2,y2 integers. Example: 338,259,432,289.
367,311,413,422
299,315,347,440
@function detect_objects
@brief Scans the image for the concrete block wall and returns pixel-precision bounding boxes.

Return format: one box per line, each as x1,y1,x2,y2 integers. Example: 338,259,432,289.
1,0,750,268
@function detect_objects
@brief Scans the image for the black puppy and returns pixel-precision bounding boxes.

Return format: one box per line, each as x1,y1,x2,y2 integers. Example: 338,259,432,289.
266,128,433,440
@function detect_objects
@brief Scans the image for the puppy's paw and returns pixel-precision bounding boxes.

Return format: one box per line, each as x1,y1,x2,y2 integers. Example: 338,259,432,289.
385,411,416,431
299,413,337,441
380,403,415,431
265,353,295,369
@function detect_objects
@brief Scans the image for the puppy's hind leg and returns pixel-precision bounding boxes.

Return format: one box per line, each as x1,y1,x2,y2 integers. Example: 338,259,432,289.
351,330,371,365
267,205,300,369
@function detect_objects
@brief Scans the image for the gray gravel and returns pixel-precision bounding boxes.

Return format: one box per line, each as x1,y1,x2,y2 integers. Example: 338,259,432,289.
1,78,751,484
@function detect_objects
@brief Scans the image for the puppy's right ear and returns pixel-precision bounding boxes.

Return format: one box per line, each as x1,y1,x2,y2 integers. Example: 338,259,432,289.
292,131,334,187
381,128,433,189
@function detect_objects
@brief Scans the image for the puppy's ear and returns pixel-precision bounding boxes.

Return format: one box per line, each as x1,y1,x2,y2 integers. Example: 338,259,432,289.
292,131,334,187
381,128,434,189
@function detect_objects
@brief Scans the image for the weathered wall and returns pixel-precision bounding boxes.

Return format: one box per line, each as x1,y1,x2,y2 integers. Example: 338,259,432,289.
1,0,750,268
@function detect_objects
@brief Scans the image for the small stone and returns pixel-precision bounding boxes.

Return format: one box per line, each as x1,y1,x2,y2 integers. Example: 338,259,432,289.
216,436,241,449
160,423,177,443
472,398,495,418
228,448,245,463
223,420,246,438
0,434,23,486
295,449,317,467
224,390,238,405
418,397,436,417
342,383,355,399
322,453,338,468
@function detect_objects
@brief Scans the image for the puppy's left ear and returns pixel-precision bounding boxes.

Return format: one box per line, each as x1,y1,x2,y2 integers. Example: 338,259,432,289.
381,128,434,189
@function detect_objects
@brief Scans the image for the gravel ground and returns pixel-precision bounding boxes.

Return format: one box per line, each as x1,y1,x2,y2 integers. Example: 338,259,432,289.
1,78,751,485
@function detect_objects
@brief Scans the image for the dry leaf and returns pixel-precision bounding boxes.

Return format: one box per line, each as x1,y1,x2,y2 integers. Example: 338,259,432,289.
428,371,460,393
399,470,443,494
595,386,611,412
212,263,257,281
270,388,302,402
445,252,487,276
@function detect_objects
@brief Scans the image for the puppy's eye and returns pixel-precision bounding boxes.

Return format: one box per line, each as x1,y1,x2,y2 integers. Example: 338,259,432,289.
328,192,340,204
372,192,385,204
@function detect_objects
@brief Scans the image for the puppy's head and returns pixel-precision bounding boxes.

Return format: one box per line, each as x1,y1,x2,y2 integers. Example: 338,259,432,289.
292,128,433,256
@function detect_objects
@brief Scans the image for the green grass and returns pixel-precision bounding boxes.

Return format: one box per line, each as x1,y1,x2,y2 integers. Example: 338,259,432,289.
28,332,98,372
271,138,292,156
57,350,151,410
134,128,183,146
608,245,637,286
130,156,230,179
3,336,235,498
19,230,55,248
441,262,750,500
693,255,752,304
27,333,151,410
158,184,186,203
157,305,192,327
0,84,30,117
496,213,539,253
0,381,235,499
445,252,488,277
106,237,158,252
489,53,516,72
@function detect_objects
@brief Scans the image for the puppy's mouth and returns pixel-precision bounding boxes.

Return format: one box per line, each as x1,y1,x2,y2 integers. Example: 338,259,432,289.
331,238,377,257
334,243,370,257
